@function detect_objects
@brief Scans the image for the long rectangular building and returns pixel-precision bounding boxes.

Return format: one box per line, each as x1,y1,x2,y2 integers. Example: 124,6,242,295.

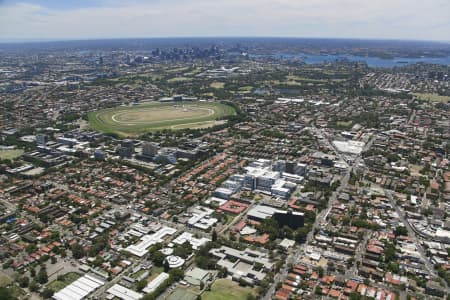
107,284,143,300
52,274,104,300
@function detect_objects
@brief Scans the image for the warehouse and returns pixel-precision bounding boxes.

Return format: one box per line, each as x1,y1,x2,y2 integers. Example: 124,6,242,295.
52,274,105,300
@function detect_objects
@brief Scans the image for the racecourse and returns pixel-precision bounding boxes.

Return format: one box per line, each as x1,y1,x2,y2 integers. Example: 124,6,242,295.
88,101,235,136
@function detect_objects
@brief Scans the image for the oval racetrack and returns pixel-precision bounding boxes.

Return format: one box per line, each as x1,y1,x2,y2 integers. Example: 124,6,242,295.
88,101,236,136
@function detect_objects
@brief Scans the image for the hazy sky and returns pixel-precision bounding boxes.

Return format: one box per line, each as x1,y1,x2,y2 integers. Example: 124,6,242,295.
0,0,449,42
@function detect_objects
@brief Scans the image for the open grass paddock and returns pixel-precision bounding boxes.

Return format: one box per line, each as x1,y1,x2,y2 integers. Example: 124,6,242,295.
88,101,235,136
202,279,256,300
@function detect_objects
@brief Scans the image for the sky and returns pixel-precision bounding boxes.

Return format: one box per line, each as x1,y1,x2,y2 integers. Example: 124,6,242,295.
0,0,449,42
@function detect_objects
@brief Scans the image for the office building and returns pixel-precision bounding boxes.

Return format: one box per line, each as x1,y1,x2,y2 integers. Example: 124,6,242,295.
35,134,48,146
118,139,134,158
142,142,159,157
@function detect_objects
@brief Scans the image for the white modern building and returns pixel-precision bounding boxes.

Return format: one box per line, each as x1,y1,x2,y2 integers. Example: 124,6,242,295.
172,232,210,249
332,140,365,155
107,284,143,300
125,226,177,257
186,206,218,230
143,272,170,294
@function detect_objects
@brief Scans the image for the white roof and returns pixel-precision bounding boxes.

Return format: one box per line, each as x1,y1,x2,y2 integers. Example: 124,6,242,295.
215,187,234,194
172,232,210,249
332,140,365,155
143,272,170,294
308,252,321,261
204,197,227,206
247,204,277,219
107,284,142,300
435,228,450,239
52,274,104,300
279,238,295,248
126,226,177,257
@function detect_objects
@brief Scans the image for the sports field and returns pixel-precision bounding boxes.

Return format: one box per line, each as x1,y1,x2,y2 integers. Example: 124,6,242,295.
413,93,450,103
0,149,24,160
88,101,236,136
202,279,256,300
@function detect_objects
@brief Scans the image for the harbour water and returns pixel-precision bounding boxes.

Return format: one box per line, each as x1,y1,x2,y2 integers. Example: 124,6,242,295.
268,53,450,68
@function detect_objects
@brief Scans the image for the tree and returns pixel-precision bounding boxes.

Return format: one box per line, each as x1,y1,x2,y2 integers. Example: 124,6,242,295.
212,230,217,242
394,226,408,237
173,241,192,258
246,294,256,300
384,243,397,262
26,244,38,254
317,267,324,278
136,279,147,291
93,256,104,267
387,261,400,273
151,251,166,267
163,259,170,272
169,268,184,281
50,256,57,264
37,266,48,284
349,292,362,300
0,287,14,300
2,259,13,269
18,276,29,288
315,286,322,295
71,244,85,259
29,280,39,292
294,227,310,243
41,288,54,299
218,266,227,278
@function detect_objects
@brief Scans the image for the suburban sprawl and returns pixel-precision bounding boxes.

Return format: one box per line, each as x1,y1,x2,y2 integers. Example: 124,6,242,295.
0,38,449,300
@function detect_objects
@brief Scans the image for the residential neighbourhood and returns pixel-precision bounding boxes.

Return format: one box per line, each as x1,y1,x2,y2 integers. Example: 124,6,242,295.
0,38,449,300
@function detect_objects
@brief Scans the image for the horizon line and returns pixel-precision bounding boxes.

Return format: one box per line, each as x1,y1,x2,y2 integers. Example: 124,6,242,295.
1,36,449,45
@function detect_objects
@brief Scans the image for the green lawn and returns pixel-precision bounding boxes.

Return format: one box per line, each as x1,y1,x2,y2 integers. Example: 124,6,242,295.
271,80,302,86
47,272,81,292
238,86,253,92
167,288,198,300
413,93,450,103
167,77,192,83
225,214,236,225
210,82,225,89
167,67,190,73
0,273,12,287
202,279,255,300
286,75,326,83
147,266,164,282
336,120,353,128
0,149,24,160
88,101,236,136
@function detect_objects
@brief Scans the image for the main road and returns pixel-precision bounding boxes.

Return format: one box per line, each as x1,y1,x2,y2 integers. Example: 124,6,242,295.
262,130,374,299
385,190,448,290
